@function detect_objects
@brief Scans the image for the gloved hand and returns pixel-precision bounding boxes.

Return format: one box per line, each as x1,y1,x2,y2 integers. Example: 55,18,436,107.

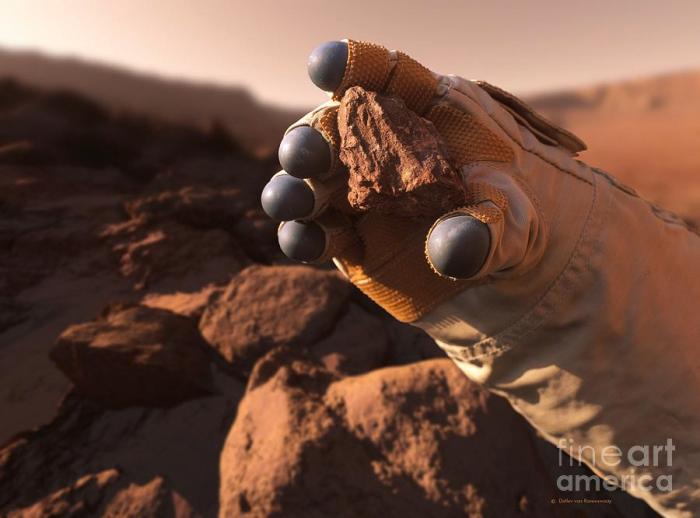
263,39,589,329
262,40,700,518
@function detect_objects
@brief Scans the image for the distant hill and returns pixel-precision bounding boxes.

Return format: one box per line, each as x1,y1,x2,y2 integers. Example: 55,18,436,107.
528,70,700,226
529,70,700,116
0,48,304,156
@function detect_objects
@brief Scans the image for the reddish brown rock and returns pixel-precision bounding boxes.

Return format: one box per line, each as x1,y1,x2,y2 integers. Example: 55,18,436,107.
1,468,195,518
4,470,194,518
0,380,243,517
50,304,214,408
309,304,389,376
338,86,465,217
219,352,623,518
101,477,195,518
124,186,249,231
4,469,121,518
102,218,247,292
199,265,350,374
141,284,224,319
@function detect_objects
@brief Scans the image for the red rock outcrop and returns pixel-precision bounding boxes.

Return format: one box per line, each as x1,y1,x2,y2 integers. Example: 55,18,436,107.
220,350,639,517
0,381,243,517
0,79,277,442
199,265,351,374
4,470,195,518
309,303,390,376
50,304,214,408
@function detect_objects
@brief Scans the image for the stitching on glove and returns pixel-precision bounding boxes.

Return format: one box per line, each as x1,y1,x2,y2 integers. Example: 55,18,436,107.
463,182,509,213
443,339,512,362
592,167,698,235
490,166,602,350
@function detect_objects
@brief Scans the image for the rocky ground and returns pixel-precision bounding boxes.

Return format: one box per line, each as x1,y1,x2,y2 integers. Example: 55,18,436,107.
2,64,692,517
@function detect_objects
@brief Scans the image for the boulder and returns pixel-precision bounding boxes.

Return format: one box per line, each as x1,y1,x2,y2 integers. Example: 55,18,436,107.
309,304,389,376
199,265,350,374
141,284,224,319
50,304,214,408
219,351,567,517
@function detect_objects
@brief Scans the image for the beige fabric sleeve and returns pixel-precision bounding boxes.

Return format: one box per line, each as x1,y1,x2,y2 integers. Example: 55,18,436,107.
415,79,700,518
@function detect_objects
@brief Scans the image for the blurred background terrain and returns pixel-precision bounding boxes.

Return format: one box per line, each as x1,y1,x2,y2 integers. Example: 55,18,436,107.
1,1,698,516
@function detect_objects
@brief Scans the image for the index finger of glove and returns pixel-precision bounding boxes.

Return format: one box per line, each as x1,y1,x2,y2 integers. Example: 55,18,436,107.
308,39,439,116
308,39,516,173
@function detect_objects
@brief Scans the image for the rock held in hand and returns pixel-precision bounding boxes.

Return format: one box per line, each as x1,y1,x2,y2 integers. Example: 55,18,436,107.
338,86,466,217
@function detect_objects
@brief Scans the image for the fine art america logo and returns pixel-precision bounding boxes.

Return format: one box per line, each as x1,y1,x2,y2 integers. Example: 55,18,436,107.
557,438,676,492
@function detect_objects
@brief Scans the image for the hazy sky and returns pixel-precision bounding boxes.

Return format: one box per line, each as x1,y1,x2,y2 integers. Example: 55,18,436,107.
2,0,700,108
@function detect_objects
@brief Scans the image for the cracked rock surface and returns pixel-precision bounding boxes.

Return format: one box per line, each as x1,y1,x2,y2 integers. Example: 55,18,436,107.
338,86,466,218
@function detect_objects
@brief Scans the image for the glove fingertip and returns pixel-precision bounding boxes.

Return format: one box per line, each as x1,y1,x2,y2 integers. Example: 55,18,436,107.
307,41,348,92
425,213,491,280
